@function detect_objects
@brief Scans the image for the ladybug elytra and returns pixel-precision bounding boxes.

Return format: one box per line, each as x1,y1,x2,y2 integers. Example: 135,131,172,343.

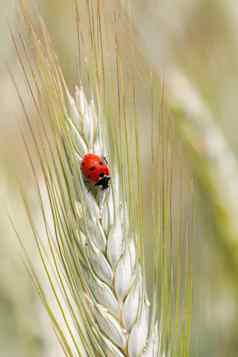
81,153,110,190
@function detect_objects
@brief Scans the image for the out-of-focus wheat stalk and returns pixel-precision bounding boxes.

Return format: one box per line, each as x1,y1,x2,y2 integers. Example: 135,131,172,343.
167,69,238,286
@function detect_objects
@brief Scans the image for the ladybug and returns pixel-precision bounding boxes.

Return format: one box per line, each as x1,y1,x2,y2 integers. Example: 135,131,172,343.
81,153,111,190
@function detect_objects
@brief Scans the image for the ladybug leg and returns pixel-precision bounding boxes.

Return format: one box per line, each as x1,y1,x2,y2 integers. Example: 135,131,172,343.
103,156,109,165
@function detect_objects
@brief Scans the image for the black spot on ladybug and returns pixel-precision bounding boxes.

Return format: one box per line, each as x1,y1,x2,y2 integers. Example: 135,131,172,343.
99,161,103,165
99,172,104,178
82,162,85,166
89,166,96,171
87,175,91,178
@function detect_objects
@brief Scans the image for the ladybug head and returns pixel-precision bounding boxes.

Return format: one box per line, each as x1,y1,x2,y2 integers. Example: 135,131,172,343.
95,175,111,190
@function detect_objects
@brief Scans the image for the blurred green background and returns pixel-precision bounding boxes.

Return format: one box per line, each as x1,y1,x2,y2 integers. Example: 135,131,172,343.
1,0,238,356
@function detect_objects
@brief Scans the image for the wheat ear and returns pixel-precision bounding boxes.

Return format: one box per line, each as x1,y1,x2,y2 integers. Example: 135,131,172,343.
12,2,161,355
63,84,159,356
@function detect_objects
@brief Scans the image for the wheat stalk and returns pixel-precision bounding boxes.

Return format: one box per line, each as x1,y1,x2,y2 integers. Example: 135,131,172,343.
168,69,238,285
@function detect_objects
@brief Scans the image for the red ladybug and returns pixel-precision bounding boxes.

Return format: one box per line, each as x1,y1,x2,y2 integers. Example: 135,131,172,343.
81,153,110,190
